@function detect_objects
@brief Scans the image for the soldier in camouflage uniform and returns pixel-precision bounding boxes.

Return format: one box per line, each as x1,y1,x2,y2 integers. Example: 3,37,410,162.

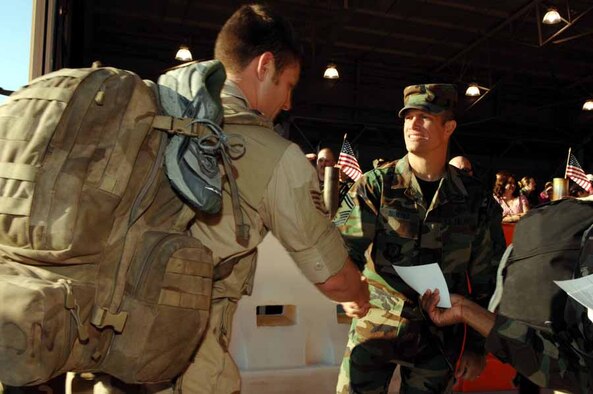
334,84,504,393
421,290,593,393
422,195,593,393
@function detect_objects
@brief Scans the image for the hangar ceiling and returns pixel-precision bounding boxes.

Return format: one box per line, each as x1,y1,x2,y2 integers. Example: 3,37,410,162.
53,0,593,177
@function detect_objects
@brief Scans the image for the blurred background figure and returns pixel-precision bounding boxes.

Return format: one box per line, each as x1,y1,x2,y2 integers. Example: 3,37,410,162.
570,181,590,198
539,181,553,204
372,157,387,169
337,168,354,205
449,155,473,176
316,148,336,189
518,176,538,209
493,170,528,223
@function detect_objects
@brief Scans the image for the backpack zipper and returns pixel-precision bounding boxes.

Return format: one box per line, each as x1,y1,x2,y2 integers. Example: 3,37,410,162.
95,132,167,330
131,233,177,295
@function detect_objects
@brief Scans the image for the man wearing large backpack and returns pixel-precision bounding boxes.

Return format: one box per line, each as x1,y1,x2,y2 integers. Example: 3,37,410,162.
173,4,371,393
0,4,368,394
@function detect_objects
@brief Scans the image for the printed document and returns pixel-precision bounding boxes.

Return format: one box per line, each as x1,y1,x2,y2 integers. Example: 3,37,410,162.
393,263,451,308
555,273,593,309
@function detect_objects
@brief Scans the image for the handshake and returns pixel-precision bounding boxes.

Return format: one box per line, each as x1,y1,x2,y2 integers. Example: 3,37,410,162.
316,257,371,318
340,270,371,318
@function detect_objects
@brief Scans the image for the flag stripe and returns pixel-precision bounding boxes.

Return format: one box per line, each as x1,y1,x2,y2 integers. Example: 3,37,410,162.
566,153,593,193
337,139,362,181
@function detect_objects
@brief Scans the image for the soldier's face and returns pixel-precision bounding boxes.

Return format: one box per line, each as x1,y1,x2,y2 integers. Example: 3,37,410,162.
257,59,300,121
403,109,455,156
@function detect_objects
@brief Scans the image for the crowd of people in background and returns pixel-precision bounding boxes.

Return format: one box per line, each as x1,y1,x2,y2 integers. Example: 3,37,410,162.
312,149,593,226
491,171,593,223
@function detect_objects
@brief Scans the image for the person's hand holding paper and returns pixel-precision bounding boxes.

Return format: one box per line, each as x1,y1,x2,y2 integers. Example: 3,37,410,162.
393,263,451,308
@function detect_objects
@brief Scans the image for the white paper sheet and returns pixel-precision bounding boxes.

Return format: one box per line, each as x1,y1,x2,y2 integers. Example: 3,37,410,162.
393,263,451,308
554,273,593,309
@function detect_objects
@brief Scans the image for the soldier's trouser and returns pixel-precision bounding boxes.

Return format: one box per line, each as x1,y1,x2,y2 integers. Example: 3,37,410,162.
336,284,454,394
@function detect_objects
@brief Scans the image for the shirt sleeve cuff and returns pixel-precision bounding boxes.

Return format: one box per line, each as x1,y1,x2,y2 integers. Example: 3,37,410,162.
288,227,348,283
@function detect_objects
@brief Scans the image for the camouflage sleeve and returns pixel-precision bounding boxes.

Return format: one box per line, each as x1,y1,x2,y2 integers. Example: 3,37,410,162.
485,315,584,392
332,169,383,271
465,194,505,354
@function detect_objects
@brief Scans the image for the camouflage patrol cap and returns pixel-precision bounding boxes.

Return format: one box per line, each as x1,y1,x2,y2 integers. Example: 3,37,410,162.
397,84,458,118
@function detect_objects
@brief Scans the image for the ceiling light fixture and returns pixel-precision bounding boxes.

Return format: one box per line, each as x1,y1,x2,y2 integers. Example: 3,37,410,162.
465,83,481,97
542,8,562,24
583,99,593,111
323,64,339,79
175,45,193,62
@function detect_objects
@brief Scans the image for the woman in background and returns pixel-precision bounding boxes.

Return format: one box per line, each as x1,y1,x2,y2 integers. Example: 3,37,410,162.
493,171,528,223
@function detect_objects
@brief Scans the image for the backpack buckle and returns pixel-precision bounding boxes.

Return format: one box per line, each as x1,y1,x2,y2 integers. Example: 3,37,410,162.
91,305,128,333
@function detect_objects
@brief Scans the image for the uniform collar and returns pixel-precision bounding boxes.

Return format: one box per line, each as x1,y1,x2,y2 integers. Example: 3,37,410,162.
395,155,469,205
221,80,249,104
221,80,273,128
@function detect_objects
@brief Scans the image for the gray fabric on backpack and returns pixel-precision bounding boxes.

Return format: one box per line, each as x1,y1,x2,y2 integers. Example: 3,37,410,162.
488,244,513,312
158,60,245,215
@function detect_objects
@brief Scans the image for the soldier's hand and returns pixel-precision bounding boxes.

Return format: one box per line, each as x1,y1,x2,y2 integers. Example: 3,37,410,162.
420,289,465,326
341,301,368,318
343,276,370,318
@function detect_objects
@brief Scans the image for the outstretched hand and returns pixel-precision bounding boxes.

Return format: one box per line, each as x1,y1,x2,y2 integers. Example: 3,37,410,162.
342,275,371,318
420,289,465,327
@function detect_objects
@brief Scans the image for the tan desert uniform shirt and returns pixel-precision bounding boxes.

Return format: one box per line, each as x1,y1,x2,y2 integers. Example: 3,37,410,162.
189,81,347,299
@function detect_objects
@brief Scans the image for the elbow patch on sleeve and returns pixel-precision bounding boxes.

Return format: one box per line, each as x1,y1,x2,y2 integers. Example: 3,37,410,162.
288,228,348,283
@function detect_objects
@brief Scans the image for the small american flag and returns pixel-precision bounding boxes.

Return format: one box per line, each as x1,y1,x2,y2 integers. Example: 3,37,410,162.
566,153,593,193
338,138,362,181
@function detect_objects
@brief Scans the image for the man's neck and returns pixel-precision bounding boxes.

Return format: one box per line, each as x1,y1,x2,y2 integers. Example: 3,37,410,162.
408,152,447,181
227,72,255,109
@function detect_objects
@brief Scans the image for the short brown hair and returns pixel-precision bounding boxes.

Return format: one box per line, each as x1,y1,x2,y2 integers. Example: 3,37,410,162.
214,4,303,75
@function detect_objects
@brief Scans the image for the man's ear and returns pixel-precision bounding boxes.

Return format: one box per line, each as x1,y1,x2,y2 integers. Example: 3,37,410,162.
444,120,457,138
256,51,275,81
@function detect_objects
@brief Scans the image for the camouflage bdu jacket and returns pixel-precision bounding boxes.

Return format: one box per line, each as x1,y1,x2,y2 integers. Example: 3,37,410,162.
334,155,503,356
486,315,592,393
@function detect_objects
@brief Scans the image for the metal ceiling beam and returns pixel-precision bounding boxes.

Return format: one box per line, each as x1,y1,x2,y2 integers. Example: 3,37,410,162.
433,0,542,72
344,26,465,49
539,4,593,46
352,8,482,34
414,0,510,19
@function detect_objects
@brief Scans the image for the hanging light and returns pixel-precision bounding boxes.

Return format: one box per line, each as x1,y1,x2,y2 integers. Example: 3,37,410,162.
323,63,339,79
465,83,481,97
583,99,593,111
175,45,193,62
542,8,562,24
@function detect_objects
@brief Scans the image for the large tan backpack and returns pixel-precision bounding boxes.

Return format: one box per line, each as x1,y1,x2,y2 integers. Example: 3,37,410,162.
0,66,215,386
